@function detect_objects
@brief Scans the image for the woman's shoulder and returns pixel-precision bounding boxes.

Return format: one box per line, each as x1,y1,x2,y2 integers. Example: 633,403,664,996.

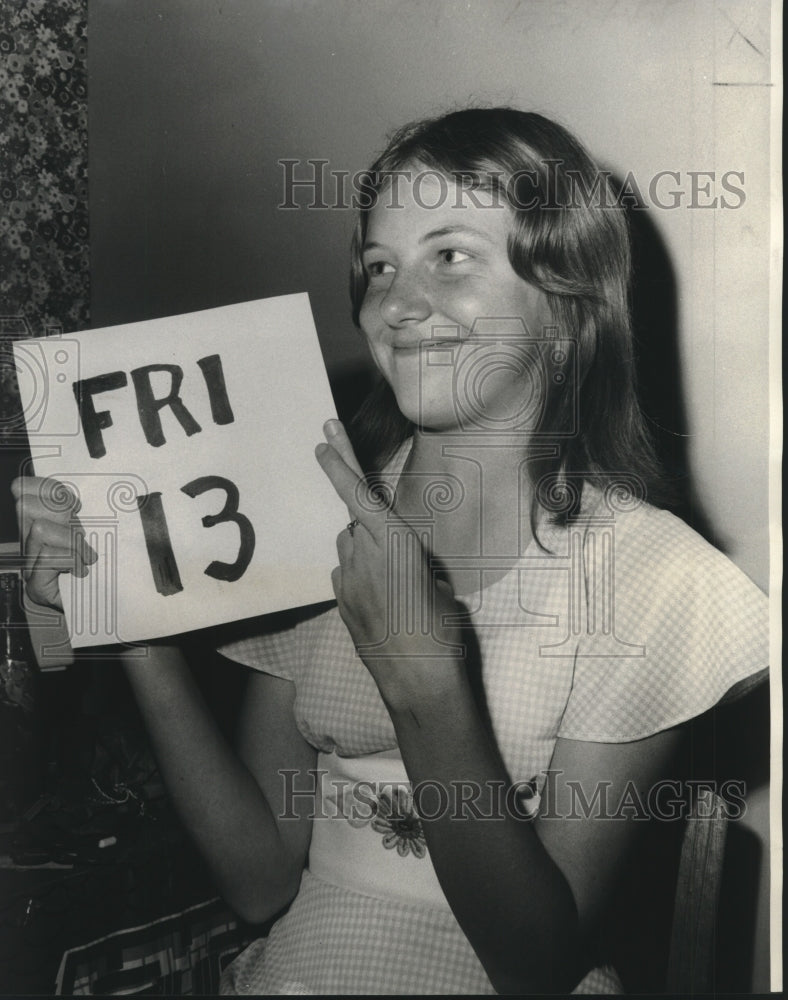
578,486,766,598
555,491,769,742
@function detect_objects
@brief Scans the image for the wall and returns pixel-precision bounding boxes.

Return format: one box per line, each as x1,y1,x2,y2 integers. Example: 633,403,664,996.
87,0,777,990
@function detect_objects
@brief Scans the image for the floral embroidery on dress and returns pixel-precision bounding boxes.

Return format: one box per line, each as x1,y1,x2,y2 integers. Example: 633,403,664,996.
326,780,428,858
370,786,427,859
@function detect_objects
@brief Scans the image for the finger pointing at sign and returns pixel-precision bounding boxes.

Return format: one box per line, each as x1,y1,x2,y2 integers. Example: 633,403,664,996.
315,420,465,707
322,419,364,478
315,422,389,544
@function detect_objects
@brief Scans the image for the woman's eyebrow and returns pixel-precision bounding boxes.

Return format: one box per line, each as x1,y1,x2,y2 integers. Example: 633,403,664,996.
419,225,495,244
362,227,494,254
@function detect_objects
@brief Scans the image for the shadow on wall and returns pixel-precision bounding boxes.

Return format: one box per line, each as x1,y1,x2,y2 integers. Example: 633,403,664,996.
627,198,718,548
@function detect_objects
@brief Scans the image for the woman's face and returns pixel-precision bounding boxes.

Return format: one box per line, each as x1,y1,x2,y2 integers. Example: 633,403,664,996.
358,168,554,433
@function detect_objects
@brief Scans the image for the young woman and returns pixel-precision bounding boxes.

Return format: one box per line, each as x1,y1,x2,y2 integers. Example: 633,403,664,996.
14,108,768,994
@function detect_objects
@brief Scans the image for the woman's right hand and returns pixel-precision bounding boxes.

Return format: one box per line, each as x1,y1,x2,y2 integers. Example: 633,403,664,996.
10,476,97,612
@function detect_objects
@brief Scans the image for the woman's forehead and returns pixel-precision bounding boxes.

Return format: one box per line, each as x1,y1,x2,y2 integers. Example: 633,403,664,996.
366,168,513,244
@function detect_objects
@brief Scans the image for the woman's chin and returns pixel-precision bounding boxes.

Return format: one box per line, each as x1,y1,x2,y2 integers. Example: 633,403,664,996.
392,392,459,433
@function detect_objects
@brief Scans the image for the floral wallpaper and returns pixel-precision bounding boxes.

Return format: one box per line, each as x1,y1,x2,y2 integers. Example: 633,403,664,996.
1,0,88,446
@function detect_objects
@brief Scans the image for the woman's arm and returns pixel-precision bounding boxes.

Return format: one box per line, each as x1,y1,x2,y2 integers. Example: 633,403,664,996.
12,475,316,924
391,693,681,994
123,648,316,923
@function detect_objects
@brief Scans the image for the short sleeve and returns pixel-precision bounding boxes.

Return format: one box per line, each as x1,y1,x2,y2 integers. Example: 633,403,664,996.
556,506,769,743
215,609,305,682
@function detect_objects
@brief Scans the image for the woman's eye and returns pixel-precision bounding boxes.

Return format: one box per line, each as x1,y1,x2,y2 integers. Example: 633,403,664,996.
438,249,471,265
365,260,394,277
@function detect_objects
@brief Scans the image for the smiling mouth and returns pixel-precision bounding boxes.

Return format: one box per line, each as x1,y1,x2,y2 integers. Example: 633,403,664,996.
390,338,461,350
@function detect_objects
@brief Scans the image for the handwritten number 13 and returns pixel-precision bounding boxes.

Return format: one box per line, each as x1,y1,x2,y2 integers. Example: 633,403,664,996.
136,476,256,596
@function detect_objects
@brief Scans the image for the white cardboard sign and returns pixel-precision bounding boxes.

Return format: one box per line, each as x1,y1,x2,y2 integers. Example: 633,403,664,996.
13,294,346,646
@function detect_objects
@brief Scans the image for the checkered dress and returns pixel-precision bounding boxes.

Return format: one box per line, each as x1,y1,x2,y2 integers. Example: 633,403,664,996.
217,443,768,995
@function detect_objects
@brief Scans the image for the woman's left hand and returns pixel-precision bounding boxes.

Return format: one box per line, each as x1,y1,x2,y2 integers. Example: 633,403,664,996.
315,420,466,710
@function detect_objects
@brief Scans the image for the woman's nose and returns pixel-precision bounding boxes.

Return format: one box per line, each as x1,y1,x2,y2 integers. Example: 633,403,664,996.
379,269,431,325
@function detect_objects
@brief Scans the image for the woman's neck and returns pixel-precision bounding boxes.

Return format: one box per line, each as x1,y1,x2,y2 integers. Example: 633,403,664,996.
395,427,537,592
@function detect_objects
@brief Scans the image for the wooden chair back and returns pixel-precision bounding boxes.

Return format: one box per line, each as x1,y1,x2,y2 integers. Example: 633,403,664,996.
666,787,729,993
